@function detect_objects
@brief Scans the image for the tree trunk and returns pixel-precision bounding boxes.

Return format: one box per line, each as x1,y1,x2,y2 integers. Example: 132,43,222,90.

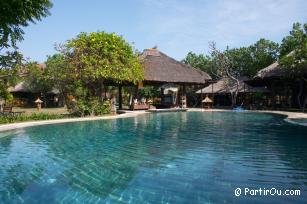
230,82,239,107
297,79,303,110
99,81,104,102
303,96,307,113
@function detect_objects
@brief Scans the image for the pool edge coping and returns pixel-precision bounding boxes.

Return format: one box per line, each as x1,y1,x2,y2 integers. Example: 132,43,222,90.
188,108,307,124
0,111,148,133
0,109,306,133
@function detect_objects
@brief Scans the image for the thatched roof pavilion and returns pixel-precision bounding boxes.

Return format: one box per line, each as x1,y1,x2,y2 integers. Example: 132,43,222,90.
196,77,268,94
247,52,301,87
141,48,211,85
119,48,212,109
255,61,285,79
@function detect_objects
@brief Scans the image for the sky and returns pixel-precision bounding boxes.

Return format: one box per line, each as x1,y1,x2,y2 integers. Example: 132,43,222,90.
18,0,307,63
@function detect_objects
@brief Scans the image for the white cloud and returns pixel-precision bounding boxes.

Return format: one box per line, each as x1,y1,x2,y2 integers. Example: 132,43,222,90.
137,0,307,59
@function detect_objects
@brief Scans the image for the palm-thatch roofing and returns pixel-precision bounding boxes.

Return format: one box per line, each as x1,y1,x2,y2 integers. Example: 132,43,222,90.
246,52,307,86
202,96,213,103
8,81,59,94
196,76,268,94
141,48,211,85
255,61,285,79
8,82,29,93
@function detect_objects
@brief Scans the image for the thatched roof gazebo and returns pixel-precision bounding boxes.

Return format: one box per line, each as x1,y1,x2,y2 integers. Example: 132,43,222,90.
255,61,285,79
119,48,212,110
141,48,211,85
196,77,268,94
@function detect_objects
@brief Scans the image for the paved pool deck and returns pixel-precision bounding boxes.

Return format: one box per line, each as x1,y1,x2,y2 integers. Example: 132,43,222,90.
0,111,148,133
188,108,307,119
0,109,306,133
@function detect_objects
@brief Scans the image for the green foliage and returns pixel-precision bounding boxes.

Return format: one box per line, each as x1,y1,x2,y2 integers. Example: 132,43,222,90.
44,53,73,104
67,96,111,117
0,0,52,71
182,52,215,76
24,62,53,95
225,39,279,77
0,0,52,49
0,50,23,70
65,31,144,84
0,62,21,101
0,0,51,103
250,39,279,74
139,86,160,99
0,113,66,124
279,22,307,78
0,82,13,101
183,39,279,78
55,31,144,116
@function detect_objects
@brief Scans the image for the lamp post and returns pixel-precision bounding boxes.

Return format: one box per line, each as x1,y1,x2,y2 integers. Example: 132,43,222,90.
35,98,43,111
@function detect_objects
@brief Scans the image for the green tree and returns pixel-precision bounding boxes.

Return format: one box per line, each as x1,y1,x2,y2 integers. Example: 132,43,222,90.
61,31,144,116
182,52,215,77
45,53,72,105
0,0,52,102
224,39,279,77
210,42,241,107
279,22,307,111
0,0,52,50
183,39,278,79
250,39,279,74
139,86,160,100
24,62,53,107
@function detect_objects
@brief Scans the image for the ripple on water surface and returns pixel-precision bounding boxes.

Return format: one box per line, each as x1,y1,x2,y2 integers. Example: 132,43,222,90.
0,112,307,204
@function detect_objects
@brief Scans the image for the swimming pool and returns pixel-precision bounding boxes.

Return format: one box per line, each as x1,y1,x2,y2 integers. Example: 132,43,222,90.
0,112,306,203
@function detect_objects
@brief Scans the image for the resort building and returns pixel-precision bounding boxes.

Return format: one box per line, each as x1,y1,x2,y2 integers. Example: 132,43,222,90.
247,58,307,110
119,48,212,110
196,76,269,109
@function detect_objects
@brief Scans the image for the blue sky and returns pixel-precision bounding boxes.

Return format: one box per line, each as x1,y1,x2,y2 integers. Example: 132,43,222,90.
18,0,307,62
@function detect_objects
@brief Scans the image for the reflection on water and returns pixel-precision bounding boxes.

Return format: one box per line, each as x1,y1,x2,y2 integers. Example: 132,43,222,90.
285,118,307,127
0,112,307,203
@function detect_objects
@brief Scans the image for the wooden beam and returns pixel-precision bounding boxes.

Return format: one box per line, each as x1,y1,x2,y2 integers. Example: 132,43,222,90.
118,85,123,110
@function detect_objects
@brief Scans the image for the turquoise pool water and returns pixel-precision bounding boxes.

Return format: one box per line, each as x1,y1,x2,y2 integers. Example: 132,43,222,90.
286,118,307,127
0,112,307,203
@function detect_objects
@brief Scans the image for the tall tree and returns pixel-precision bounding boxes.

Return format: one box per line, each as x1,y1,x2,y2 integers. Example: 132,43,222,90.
60,31,144,116
249,39,279,75
45,53,73,105
183,39,279,79
0,0,52,49
279,22,307,111
0,0,52,102
210,42,240,107
24,62,53,107
224,39,279,77
182,52,215,78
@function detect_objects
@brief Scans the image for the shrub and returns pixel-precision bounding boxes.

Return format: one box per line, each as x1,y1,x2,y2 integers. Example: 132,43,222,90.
67,97,111,117
0,113,66,124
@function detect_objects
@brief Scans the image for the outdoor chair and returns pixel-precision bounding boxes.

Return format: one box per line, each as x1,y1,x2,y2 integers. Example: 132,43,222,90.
0,106,24,117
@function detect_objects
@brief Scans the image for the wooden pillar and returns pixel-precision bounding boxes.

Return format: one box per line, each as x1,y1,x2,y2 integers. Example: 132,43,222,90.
161,87,164,104
118,85,122,110
212,83,214,107
201,85,203,109
181,85,187,108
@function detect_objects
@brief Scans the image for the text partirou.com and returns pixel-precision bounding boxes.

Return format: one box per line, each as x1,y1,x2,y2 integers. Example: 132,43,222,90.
234,187,301,197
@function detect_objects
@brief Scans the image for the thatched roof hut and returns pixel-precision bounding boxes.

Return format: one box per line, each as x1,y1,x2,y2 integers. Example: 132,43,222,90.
8,82,29,93
196,77,268,94
141,48,211,85
8,81,59,94
255,61,285,79
247,52,307,87
202,96,213,103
